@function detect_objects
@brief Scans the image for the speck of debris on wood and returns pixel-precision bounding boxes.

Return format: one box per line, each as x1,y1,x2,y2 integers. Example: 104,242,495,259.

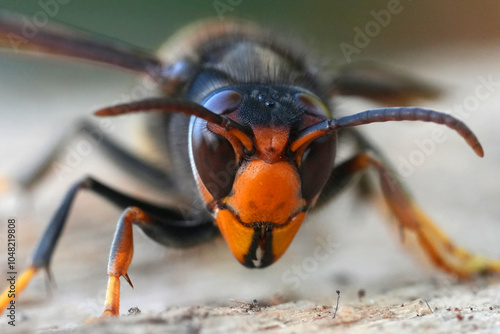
424,300,433,314
128,307,141,315
401,304,404,307
489,306,493,310
230,299,261,313
358,289,366,301
468,315,474,320
332,290,341,319
456,314,464,321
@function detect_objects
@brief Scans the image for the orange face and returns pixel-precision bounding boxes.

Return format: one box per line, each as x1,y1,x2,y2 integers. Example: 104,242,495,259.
217,158,307,267
190,88,336,268
193,126,307,267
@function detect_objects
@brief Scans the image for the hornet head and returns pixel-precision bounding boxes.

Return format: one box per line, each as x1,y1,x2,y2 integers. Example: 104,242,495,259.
189,85,336,268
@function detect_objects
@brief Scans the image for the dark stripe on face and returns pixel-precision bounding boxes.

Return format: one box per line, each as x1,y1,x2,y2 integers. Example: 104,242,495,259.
243,225,275,268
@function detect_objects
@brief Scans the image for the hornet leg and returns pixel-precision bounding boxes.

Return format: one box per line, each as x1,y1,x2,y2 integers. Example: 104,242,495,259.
6,120,177,192
0,176,216,314
316,151,500,278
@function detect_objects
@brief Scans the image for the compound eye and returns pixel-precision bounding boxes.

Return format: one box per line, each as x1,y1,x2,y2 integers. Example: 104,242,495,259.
190,90,243,199
191,118,238,199
295,93,332,119
300,134,336,203
190,90,245,199
203,90,243,115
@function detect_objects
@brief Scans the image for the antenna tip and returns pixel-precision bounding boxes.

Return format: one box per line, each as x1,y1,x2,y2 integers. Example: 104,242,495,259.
475,145,485,158
94,109,107,116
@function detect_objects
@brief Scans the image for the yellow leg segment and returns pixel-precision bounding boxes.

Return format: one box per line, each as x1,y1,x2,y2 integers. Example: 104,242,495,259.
0,267,39,312
98,207,146,317
405,204,500,278
102,275,121,317
355,152,500,278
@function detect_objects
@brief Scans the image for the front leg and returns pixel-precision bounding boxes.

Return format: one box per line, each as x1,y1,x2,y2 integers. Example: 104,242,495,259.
0,176,217,315
102,207,146,317
317,151,500,278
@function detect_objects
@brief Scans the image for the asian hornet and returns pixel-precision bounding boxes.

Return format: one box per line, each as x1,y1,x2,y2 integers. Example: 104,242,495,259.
0,15,498,317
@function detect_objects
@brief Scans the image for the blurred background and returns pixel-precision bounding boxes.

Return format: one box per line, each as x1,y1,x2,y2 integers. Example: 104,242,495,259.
0,0,499,330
